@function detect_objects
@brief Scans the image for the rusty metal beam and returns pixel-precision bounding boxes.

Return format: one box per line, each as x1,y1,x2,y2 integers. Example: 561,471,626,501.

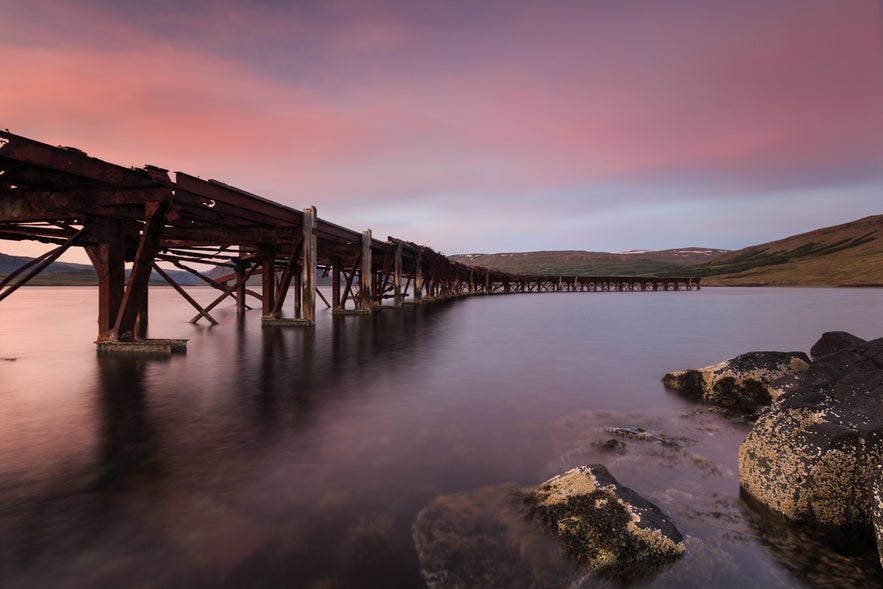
190,262,261,324
152,263,219,325
0,130,159,187
0,227,87,302
174,173,303,228
0,187,170,222
111,203,168,341
273,238,303,317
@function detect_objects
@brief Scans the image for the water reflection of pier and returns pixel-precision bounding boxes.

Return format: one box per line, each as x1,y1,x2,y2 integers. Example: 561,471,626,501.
0,131,699,350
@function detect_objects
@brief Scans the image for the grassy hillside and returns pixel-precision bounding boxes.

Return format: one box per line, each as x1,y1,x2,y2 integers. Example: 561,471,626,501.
449,215,883,286
679,215,883,286
450,248,728,276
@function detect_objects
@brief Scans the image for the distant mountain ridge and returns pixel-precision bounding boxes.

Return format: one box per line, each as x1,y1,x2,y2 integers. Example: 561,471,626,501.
450,248,730,277
0,253,201,286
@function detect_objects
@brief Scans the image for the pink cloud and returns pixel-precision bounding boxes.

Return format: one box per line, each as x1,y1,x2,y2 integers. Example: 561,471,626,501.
2,0,881,240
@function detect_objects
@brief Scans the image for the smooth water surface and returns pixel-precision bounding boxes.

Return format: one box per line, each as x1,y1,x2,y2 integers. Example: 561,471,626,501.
1,287,882,588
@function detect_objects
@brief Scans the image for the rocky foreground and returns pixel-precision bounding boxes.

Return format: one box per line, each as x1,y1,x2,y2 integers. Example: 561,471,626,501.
412,331,883,587
413,466,687,588
666,331,883,565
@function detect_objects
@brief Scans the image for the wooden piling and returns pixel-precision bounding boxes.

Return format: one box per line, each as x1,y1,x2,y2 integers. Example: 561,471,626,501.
332,257,342,311
360,230,372,312
261,246,276,318
413,249,423,303
234,258,247,315
302,206,317,324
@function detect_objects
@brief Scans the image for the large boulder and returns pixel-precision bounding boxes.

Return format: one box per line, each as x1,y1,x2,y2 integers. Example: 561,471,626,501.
524,464,685,581
738,337,883,533
663,351,810,410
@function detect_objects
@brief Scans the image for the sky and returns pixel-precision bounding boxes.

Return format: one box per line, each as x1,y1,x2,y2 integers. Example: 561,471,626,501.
2,0,882,263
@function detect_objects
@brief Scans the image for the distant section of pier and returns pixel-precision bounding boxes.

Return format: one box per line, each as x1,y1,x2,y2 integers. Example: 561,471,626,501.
0,131,698,351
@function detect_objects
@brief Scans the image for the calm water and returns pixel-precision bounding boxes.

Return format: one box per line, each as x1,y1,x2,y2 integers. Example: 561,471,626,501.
1,286,882,588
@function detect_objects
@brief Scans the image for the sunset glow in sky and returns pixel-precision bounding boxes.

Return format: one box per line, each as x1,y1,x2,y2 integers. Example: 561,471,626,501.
2,0,882,260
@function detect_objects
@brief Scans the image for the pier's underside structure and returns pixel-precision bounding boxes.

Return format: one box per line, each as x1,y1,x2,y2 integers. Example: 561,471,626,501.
0,131,699,350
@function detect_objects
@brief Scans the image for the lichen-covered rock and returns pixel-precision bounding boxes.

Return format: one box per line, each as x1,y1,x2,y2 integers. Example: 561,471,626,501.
663,351,810,410
525,464,685,582
739,337,883,531
810,331,867,360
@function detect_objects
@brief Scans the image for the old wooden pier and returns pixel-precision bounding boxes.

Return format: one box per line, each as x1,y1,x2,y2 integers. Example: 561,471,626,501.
0,131,699,351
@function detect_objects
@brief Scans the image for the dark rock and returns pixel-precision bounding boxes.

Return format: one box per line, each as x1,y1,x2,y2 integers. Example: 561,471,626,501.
810,331,866,360
739,337,883,532
871,467,883,568
525,464,685,582
664,351,810,410
593,438,626,451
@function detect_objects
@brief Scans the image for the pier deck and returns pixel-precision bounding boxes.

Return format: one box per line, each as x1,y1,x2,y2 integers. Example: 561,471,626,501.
0,131,698,350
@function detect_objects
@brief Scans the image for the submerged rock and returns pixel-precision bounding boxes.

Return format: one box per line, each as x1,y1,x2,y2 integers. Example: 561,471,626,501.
412,466,685,587
412,484,582,589
525,464,685,582
663,351,810,410
738,337,883,534
607,426,695,448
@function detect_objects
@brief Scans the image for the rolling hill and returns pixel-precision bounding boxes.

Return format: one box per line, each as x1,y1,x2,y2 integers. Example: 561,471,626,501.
449,248,729,277
450,215,883,287
677,214,883,286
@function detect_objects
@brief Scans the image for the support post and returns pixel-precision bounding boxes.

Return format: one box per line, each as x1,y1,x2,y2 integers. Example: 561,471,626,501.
262,246,276,317
393,240,403,306
360,229,372,311
302,206,317,324
113,202,167,341
85,216,127,338
414,250,423,303
332,257,343,311
234,258,247,315
135,287,149,339
294,269,303,318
